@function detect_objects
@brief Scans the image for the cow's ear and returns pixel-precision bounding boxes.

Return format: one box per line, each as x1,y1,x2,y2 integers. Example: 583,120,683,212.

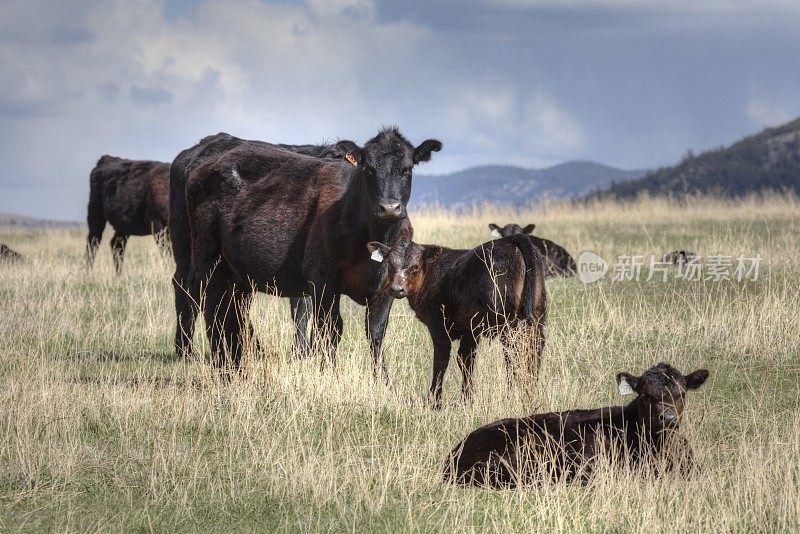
333,140,362,166
422,246,443,261
367,241,390,263
616,372,639,395
523,224,536,234
685,369,709,390
489,224,502,239
413,139,442,164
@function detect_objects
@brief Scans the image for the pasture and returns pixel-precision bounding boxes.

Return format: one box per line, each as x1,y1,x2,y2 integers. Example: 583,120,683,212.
1,195,799,531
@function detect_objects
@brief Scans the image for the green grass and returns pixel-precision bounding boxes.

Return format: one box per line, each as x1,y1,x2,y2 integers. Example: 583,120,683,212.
1,195,799,532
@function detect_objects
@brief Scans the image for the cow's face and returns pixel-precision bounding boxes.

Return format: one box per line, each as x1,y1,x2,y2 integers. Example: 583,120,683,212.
367,241,435,299
617,363,709,431
489,223,535,239
337,128,441,222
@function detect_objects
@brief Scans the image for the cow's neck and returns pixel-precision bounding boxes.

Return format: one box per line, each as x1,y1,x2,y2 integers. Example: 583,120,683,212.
622,398,670,453
341,165,402,244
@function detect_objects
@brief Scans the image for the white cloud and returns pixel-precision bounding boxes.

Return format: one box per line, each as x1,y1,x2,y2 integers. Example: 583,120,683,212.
523,92,585,153
746,99,790,127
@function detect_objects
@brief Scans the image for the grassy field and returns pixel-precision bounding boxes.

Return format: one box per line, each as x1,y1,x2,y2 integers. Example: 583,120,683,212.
1,194,799,532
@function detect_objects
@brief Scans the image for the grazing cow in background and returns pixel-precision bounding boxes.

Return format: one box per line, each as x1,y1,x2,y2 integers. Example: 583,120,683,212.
86,156,170,272
489,223,576,277
662,250,698,266
444,362,709,488
1,244,24,263
367,232,547,408
171,128,441,378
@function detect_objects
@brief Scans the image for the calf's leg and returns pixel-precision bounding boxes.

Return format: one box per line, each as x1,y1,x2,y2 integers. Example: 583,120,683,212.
427,324,452,409
457,337,478,403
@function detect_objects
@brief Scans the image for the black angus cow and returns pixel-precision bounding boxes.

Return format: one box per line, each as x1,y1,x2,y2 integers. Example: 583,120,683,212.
171,128,441,378
1,244,24,263
171,135,349,364
367,232,547,408
444,362,709,488
662,250,698,266
86,156,171,272
489,222,576,277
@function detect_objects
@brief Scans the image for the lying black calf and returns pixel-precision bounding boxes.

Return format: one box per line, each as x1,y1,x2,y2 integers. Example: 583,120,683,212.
444,362,709,488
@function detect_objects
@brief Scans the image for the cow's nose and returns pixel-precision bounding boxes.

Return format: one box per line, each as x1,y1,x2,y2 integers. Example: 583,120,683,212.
378,202,403,219
391,285,407,299
660,412,678,426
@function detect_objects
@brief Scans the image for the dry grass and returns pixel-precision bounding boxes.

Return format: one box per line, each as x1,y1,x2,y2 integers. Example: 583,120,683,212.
1,194,799,532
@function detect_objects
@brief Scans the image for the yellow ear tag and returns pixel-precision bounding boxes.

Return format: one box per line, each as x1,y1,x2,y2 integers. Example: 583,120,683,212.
345,153,358,167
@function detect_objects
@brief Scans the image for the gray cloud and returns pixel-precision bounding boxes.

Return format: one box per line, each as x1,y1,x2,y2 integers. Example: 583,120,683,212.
0,0,799,220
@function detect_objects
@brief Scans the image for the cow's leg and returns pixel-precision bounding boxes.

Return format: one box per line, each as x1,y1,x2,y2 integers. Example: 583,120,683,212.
309,284,342,370
365,291,394,384
110,232,128,274
456,337,478,403
85,208,106,270
173,269,199,357
151,223,171,259
500,328,518,390
290,296,312,360
427,324,452,409
203,271,251,375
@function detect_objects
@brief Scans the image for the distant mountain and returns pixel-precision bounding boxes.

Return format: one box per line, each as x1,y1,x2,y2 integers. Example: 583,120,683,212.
0,212,81,229
412,160,645,207
591,118,800,199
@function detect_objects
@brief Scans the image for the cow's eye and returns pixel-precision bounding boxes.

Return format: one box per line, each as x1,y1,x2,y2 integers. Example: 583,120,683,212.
409,265,419,275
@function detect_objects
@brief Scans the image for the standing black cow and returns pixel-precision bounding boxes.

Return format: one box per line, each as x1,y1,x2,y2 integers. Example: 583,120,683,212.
86,156,171,272
171,128,441,378
489,222,576,277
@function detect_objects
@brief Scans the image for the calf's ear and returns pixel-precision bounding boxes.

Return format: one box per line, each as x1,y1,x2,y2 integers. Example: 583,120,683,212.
332,140,363,166
684,369,709,389
523,224,536,234
413,139,442,164
489,223,502,239
422,246,443,261
367,241,390,263
616,372,639,395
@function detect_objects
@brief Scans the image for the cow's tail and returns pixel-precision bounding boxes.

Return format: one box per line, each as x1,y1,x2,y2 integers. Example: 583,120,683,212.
508,234,547,384
508,234,546,326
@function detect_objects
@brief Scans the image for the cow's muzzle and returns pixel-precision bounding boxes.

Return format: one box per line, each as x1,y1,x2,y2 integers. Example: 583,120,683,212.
375,202,405,221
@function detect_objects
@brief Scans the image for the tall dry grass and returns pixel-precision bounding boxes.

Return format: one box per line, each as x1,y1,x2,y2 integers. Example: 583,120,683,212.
0,194,799,531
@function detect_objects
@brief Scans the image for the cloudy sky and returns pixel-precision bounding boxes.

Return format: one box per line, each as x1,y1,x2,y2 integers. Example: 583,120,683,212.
1,0,799,220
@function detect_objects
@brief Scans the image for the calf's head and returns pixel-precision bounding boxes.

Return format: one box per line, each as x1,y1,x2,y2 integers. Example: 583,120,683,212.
617,362,709,431
337,127,441,222
366,241,441,299
489,223,536,239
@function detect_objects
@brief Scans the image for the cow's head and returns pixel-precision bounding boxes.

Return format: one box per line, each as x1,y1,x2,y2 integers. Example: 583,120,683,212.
336,127,441,222
366,241,441,299
617,362,709,432
489,223,536,239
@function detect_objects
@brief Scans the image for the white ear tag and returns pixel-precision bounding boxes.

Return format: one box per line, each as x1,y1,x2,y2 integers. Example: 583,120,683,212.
618,377,634,396
491,229,501,239
370,249,384,263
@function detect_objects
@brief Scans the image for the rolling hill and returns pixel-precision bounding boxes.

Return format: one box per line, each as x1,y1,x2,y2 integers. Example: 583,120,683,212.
413,160,645,208
591,118,800,199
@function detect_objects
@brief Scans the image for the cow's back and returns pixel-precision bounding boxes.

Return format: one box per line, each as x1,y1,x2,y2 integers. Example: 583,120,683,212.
452,241,528,330
186,143,341,295
94,158,165,235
